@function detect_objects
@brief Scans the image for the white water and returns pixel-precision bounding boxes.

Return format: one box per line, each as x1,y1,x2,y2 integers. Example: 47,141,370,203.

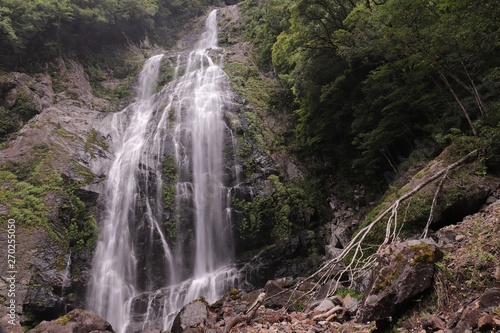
87,10,240,333
86,54,170,333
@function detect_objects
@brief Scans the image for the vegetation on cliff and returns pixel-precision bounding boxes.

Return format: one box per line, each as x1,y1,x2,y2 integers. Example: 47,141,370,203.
240,0,500,194
0,0,219,68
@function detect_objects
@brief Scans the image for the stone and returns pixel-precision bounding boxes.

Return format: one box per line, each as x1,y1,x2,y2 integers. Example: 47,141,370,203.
478,288,500,309
314,299,335,312
264,280,311,311
420,315,446,331
171,300,208,333
26,309,114,332
141,328,169,333
477,315,499,332
4,88,18,108
450,288,500,333
333,225,352,249
342,294,359,314
234,304,248,314
356,240,442,322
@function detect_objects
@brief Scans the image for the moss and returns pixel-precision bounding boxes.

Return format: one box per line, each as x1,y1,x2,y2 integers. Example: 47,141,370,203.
408,244,438,266
13,90,37,122
85,128,108,158
0,106,18,142
234,175,322,247
161,154,178,243
0,147,61,232
114,76,135,100
374,258,405,294
54,315,70,325
56,126,78,141
195,296,208,304
226,288,240,300
157,59,175,88
350,186,434,262
162,154,178,181
73,163,95,185
0,144,98,251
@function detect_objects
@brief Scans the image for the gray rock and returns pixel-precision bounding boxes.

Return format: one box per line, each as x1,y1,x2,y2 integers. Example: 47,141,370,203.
356,240,442,322
0,62,113,326
234,305,248,314
4,88,18,108
314,299,335,312
450,288,500,333
141,328,170,333
343,295,359,314
27,309,114,333
171,300,208,333
421,315,446,331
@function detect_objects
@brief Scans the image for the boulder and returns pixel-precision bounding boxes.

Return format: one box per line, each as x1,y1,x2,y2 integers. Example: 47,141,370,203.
171,300,209,333
356,240,442,322
26,309,114,333
421,315,446,331
449,288,500,333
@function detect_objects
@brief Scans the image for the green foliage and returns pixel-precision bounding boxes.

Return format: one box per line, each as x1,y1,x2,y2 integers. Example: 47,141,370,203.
294,300,305,312
0,89,37,143
0,0,216,68
235,174,321,246
0,145,63,244
240,0,293,69
161,154,178,243
85,128,109,158
0,106,17,141
238,0,500,192
0,170,50,227
336,287,363,301
0,144,98,251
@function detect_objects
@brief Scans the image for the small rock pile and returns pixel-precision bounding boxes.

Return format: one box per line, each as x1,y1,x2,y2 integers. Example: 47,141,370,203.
169,289,371,333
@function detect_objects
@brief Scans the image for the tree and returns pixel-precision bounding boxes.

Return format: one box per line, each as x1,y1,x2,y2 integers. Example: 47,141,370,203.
339,0,500,137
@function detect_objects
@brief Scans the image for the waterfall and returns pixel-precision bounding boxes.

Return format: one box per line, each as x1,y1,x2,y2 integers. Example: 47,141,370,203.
86,9,241,333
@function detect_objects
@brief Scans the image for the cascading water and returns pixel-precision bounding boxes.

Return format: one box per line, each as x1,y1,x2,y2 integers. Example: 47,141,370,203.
86,9,241,333
86,54,171,333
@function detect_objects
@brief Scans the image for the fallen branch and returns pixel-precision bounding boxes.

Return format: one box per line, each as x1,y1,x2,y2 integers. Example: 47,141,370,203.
224,292,265,333
311,305,344,320
421,171,448,238
284,149,479,302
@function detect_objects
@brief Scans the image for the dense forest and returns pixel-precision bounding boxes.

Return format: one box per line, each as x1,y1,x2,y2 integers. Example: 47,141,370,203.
0,0,221,67
240,0,500,193
2,0,499,192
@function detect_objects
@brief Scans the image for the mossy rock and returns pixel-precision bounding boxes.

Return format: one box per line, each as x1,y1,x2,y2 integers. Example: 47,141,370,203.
358,240,442,322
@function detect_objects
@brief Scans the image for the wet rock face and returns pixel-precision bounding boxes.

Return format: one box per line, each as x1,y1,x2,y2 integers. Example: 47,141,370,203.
0,60,114,330
26,309,115,333
356,240,443,323
238,231,325,290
